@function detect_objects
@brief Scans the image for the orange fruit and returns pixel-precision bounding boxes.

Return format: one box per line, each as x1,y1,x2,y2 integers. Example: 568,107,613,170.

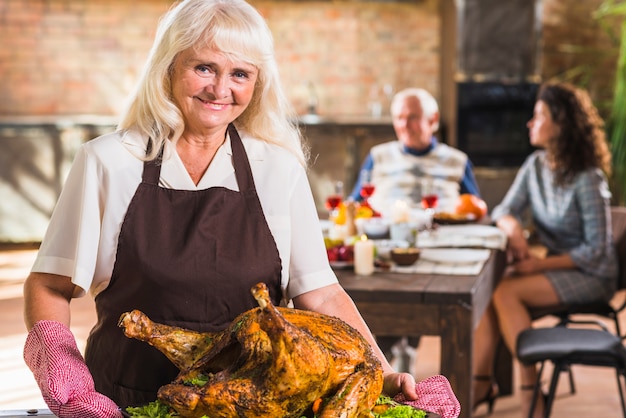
455,194,488,220
355,204,374,219
333,202,346,225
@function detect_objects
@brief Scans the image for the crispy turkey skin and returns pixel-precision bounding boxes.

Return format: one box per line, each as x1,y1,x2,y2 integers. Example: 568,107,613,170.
118,282,384,418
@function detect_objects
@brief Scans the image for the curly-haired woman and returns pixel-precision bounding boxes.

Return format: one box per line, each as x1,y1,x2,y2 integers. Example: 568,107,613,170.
472,82,618,418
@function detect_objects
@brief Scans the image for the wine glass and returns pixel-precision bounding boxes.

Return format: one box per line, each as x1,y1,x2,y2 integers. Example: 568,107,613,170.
359,170,375,209
420,178,439,211
325,181,344,222
420,193,439,212
420,178,439,234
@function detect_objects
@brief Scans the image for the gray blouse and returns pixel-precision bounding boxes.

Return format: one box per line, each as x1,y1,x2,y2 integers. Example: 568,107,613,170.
491,150,618,280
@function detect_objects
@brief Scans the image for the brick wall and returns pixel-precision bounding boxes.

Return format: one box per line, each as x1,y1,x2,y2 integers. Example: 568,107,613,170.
0,0,171,115
258,1,440,116
0,0,440,117
0,0,620,117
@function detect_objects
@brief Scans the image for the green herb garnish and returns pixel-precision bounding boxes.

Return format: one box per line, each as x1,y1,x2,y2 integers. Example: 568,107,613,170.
373,394,428,418
126,393,425,418
125,400,178,418
375,404,427,418
182,373,210,387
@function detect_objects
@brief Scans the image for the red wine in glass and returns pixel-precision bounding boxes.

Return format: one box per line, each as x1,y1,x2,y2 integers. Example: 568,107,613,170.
359,183,375,210
326,181,344,222
421,194,439,210
360,183,375,199
358,170,375,209
325,195,342,211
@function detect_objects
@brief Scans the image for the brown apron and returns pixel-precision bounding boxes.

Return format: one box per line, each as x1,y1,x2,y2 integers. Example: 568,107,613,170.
84,124,283,408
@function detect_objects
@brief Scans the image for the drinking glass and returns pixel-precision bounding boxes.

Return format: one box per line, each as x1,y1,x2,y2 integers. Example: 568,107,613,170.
325,181,344,222
359,170,375,208
420,179,439,213
421,193,439,212
420,178,438,234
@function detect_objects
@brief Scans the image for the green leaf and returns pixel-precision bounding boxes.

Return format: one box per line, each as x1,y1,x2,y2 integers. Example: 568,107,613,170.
125,400,179,418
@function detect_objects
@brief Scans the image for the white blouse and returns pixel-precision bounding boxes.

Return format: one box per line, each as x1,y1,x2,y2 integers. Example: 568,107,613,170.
32,129,338,301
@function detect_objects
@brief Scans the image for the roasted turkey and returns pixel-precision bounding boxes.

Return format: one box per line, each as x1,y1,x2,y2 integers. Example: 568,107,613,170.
118,282,384,418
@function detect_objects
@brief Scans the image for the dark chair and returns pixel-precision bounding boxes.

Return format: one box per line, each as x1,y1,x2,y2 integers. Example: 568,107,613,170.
516,206,626,417
527,206,626,394
517,322,626,417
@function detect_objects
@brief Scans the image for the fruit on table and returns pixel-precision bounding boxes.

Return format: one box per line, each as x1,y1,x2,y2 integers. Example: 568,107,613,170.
327,243,354,262
455,193,488,220
338,245,354,262
333,202,376,225
324,237,344,250
356,204,375,219
118,282,383,418
334,202,347,225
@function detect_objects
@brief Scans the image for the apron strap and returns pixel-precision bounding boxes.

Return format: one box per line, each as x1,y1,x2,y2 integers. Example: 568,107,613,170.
228,124,255,193
142,140,163,186
228,124,264,214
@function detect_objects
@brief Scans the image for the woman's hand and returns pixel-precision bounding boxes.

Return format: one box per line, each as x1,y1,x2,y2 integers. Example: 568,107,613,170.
393,375,461,418
24,320,122,418
507,231,529,262
511,254,543,275
496,215,529,262
511,253,575,276
382,371,418,400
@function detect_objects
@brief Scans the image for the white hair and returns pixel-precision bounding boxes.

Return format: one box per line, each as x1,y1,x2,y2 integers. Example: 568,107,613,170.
391,87,440,131
117,0,306,164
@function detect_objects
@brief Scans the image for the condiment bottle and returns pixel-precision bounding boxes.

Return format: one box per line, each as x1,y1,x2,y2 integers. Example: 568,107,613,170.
344,201,357,238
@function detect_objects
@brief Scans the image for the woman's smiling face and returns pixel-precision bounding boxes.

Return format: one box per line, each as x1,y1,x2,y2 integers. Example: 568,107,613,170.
170,45,258,135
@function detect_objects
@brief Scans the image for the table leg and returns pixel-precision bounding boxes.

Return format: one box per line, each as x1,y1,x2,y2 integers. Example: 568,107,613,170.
495,339,513,396
440,304,472,418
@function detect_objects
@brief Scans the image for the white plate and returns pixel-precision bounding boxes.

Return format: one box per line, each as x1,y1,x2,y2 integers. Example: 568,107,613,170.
0,411,55,417
419,248,490,264
329,261,354,269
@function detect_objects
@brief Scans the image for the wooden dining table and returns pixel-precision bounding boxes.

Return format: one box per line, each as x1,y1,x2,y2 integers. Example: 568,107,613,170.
334,248,509,418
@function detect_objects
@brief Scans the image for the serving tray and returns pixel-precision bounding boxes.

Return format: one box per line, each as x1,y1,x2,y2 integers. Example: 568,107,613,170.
0,410,55,417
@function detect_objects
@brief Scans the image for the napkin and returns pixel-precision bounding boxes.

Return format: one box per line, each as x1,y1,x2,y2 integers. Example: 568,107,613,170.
391,248,491,275
395,374,461,418
418,224,506,250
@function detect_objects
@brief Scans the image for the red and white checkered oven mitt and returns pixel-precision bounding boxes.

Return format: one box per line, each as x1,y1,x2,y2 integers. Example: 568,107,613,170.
394,374,461,418
24,320,122,418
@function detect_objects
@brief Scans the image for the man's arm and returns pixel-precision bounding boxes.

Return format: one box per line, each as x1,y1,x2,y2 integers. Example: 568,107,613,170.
459,160,481,196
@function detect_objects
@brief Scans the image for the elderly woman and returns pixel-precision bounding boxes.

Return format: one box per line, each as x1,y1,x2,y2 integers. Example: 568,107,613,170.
22,1,419,416
472,82,618,418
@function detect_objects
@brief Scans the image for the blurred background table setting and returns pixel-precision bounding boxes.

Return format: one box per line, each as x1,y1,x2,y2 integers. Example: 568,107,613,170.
321,184,504,278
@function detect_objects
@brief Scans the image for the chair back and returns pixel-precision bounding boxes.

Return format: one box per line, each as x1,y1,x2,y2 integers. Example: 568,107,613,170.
611,206,626,290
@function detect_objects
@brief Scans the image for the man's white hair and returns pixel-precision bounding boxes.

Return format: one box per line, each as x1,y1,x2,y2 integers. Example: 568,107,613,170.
391,87,439,131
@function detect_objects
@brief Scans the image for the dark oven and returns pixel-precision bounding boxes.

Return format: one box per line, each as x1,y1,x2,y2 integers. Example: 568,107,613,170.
456,81,539,167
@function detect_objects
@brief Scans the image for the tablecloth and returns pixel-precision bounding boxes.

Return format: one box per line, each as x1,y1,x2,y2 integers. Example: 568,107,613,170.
390,248,492,276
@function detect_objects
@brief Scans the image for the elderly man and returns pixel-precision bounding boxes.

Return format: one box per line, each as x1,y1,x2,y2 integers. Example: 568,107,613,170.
350,87,480,213
350,87,481,374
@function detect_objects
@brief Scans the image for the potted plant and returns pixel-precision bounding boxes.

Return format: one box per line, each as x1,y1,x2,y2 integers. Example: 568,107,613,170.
595,1,626,204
